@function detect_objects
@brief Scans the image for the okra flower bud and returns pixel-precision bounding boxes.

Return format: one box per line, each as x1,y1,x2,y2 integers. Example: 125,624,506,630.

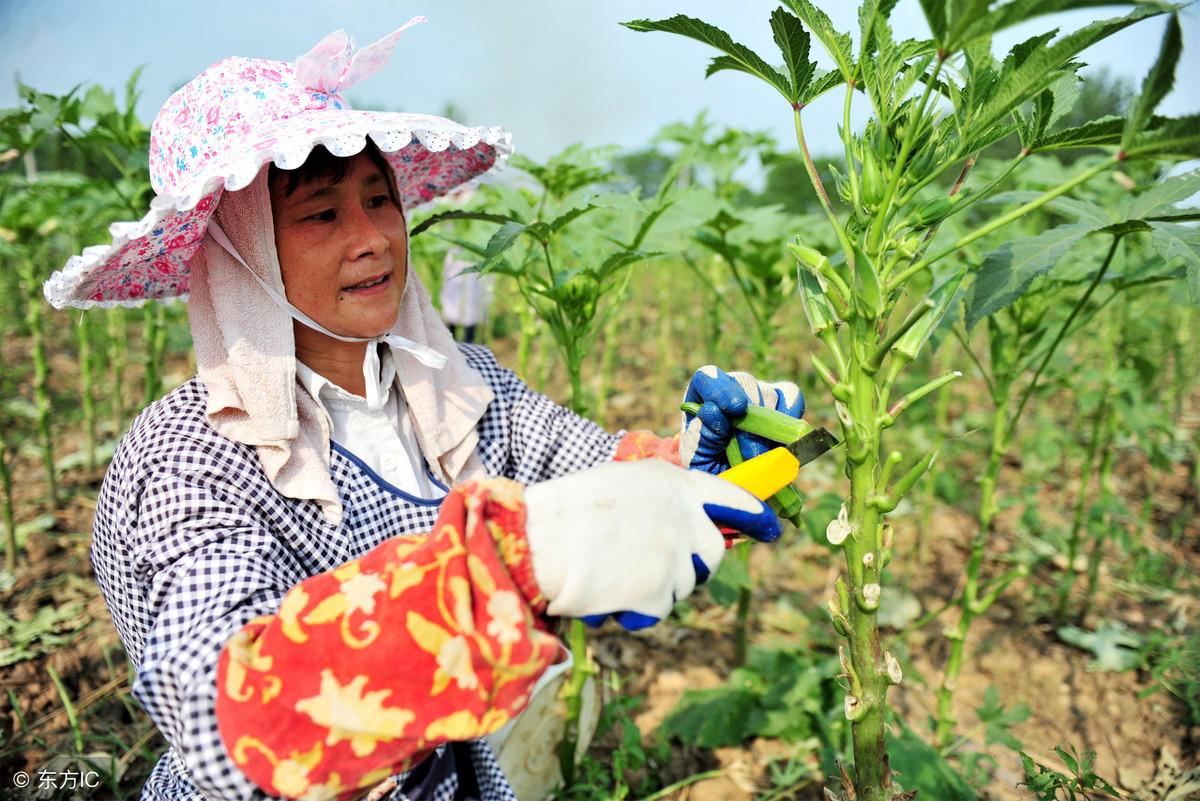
860,148,885,208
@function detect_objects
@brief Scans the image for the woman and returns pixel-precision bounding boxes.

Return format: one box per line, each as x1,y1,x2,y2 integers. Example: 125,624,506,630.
44,21,805,801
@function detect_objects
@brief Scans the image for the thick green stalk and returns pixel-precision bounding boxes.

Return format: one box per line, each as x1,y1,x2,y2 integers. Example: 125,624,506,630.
143,304,167,406
1055,390,1108,622
559,345,595,786
733,543,753,666
935,389,1009,749
841,350,889,798
21,259,58,507
107,308,128,437
594,309,621,429
1082,399,1118,621
1082,314,1122,620
1,435,15,574
917,350,954,567
78,313,97,472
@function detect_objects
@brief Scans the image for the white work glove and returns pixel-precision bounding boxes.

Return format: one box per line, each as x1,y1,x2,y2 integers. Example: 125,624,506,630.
679,365,805,473
524,460,781,630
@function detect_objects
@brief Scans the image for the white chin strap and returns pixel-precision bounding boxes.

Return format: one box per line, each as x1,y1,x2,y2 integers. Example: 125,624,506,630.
206,220,447,370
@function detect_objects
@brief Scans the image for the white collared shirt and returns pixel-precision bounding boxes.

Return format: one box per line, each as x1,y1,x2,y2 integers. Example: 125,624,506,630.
295,346,437,499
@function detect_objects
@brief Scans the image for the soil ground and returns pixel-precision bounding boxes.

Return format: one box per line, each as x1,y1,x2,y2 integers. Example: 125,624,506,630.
1,326,1197,801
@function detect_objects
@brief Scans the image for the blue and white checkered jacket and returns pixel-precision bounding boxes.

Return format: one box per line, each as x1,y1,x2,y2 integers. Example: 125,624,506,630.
92,344,620,801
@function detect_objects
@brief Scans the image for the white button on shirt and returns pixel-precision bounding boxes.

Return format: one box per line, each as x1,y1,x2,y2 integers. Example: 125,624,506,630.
296,346,440,500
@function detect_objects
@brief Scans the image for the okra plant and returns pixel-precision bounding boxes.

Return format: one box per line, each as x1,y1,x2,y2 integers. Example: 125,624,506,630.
625,3,1196,796
414,143,676,785
936,161,1198,748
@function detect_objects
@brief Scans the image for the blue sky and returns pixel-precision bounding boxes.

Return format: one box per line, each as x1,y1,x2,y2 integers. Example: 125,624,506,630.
0,1,1196,161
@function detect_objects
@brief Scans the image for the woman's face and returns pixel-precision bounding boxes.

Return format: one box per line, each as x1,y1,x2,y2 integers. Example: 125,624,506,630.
269,152,407,339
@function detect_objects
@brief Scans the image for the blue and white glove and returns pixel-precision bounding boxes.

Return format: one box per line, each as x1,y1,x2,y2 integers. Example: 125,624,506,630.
680,365,805,473
524,460,781,631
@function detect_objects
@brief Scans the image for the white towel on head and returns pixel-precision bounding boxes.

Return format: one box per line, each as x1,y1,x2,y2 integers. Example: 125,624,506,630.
187,169,493,524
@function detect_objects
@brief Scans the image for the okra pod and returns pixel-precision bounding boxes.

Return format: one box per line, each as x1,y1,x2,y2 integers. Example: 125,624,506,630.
680,402,814,445
893,268,966,362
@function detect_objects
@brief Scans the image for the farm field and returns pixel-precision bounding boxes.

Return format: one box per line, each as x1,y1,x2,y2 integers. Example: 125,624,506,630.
3,2,1200,800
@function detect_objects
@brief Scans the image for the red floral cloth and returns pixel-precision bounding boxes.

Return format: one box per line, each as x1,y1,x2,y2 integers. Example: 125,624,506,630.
614,430,681,465
215,478,558,799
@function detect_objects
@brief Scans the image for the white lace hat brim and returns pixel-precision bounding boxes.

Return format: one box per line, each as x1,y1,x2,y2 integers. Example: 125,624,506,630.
43,110,512,310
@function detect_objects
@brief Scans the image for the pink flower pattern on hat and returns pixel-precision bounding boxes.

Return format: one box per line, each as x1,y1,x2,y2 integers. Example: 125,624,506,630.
45,18,512,309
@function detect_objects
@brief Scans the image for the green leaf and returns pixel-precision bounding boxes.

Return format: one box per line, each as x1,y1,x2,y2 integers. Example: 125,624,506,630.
707,551,751,607
770,7,815,101
1149,222,1200,303
1058,622,1143,671
966,222,1095,329
1124,114,1200,159
80,85,117,119
1031,115,1124,153
660,685,758,747
887,720,978,799
916,0,948,45
623,15,795,103
976,685,1030,751
479,221,527,271
546,203,601,235
1124,171,1200,219
410,209,518,238
969,7,1163,140
1122,14,1182,149
780,0,855,82
799,68,845,106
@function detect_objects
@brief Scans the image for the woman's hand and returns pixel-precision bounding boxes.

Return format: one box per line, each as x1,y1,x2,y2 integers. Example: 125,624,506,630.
679,365,805,473
524,460,780,630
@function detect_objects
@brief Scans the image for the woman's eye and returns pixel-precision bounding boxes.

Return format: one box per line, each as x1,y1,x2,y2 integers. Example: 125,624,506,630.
307,209,336,222
367,194,393,209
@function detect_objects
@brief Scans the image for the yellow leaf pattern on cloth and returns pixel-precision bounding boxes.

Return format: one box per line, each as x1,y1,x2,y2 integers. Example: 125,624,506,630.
486,591,525,646
424,708,510,742
271,742,324,798
278,588,310,644
436,635,479,692
294,670,415,758
216,478,560,798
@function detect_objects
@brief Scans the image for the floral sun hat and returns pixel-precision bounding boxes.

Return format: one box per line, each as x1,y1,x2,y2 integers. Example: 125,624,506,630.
43,18,512,309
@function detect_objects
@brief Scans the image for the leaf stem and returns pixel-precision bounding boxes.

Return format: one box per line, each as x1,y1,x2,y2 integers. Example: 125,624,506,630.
1006,235,1121,442
888,158,1112,290
953,325,996,400
794,106,855,268
879,370,963,429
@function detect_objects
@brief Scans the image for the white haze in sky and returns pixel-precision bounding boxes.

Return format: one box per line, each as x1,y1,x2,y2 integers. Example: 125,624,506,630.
0,0,1196,161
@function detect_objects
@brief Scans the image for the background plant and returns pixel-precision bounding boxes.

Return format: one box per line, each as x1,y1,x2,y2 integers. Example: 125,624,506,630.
624,3,1196,797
